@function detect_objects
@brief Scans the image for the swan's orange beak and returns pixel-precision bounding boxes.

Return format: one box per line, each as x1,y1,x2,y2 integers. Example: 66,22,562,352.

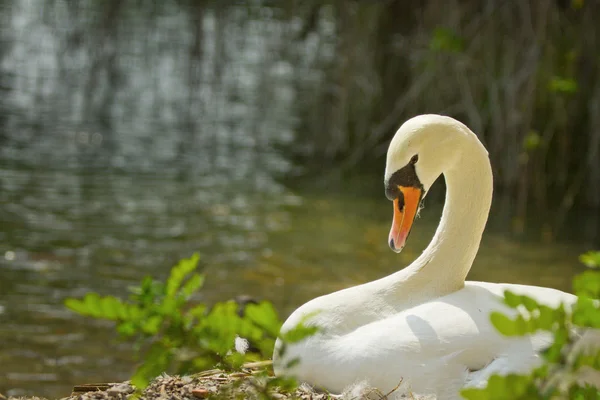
389,186,422,253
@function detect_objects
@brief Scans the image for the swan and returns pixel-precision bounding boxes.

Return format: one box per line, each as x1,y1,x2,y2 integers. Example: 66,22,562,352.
273,114,577,399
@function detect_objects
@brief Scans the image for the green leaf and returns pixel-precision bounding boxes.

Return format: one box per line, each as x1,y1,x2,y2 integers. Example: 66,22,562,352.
579,251,600,268
130,342,173,390
83,292,102,316
141,315,163,335
130,276,163,305
490,311,518,336
99,296,128,320
245,301,283,337
543,329,568,363
197,301,247,355
281,324,319,344
64,298,91,316
279,311,321,344
188,304,207,318
573,270,600,298
160,297,177,316
549,76,578,94
503,291,522,308
462,373,539,400
520,296,541,312
181,274,204,298
460,388,490,400
523,131,542,152
537,304,561,331
572,297,600,328
166,253,200,298
224,351,246,370
503,291,541,312
66,293,119,319
429,27,465,53
117,321,137,337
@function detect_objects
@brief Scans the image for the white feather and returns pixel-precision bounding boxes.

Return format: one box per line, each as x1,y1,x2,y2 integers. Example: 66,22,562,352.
274,115,581,399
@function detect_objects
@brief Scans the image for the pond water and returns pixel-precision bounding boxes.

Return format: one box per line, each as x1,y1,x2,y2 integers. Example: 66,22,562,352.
0,163,593,398
1,1,598,398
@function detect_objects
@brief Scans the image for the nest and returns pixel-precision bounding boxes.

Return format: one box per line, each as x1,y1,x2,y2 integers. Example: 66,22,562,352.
4,361,424,400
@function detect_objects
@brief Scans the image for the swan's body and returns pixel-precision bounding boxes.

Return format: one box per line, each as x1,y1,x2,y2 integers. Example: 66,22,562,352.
273,115,577,399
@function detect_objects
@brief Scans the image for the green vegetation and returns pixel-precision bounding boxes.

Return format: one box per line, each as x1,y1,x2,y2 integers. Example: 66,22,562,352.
64,254,315,395
289,0,600,219
461,251,600,400
65,251,599,398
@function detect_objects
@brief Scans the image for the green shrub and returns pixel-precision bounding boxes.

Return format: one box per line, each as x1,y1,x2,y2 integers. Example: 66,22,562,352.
66,251,599,398
65,254,315,392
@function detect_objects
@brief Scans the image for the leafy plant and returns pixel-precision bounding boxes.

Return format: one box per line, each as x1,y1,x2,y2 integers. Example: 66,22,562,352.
461,251,600,400
429,27,465,53
548,77,579,95
65,253,316,392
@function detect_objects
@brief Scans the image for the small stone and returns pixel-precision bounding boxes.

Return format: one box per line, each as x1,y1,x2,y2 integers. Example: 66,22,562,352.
192,388,209,398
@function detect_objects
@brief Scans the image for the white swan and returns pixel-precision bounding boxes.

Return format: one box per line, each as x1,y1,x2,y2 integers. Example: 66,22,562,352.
273,115,577,399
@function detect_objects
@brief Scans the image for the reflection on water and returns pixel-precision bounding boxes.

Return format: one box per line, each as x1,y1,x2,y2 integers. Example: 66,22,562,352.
0,164,298,397
0,1,596,398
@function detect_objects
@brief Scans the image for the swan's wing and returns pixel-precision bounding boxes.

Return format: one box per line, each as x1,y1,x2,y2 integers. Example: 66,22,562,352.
282,282,575,397
308,286,521,394
463,351,544,389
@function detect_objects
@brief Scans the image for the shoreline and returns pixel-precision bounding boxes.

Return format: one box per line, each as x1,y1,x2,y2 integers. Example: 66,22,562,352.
2,362,331,400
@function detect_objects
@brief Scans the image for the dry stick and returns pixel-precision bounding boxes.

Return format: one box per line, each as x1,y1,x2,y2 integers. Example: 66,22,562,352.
503,2,543,193
380,377,404,399
461,0,510,40
193,360,272,378
348,377,405,400
487,5,538,220
523,1,551,216
455,62,483,140
533,122,557,223
453,9,490,139
553,162,587,236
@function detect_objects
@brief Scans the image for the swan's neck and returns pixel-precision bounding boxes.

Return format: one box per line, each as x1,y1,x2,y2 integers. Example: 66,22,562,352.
381,143,493,302
291,140,493,336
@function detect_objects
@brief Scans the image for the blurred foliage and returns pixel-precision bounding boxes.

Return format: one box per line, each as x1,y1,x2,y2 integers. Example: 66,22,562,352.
64,251,600,398
548,77,579,95
65,254,316,393
580,252,600,269
286,0,600,217
461,251,600,399
3,0,600,226
429,27,465,53
523,131,543,152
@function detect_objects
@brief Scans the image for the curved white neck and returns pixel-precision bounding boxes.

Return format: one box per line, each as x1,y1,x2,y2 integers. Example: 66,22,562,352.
296,138,494,335
378,142,493,304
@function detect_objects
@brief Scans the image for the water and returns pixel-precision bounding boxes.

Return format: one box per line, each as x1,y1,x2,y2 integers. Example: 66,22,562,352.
0,1,597,398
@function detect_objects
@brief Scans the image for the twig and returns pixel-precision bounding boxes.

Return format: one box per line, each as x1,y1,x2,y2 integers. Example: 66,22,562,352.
380,377,404,399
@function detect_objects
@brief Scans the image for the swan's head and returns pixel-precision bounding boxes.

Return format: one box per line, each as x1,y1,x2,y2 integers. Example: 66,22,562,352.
384,114,480,253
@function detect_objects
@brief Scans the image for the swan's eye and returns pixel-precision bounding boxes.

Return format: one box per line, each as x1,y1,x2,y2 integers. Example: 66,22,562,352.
396,189,405,211
410,154,419,165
